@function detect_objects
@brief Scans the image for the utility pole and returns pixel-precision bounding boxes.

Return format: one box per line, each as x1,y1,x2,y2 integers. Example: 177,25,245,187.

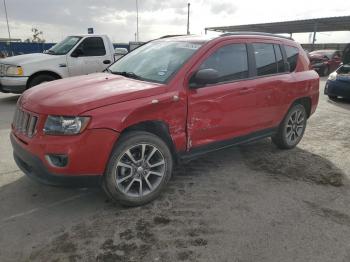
187,3,190,35
136,0,139,41
3,0,12,55
312,22,318,51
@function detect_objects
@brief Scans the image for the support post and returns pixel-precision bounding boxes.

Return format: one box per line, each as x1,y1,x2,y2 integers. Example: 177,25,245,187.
187,3,190,35
312,22,318,51
3,0,12,56
136,0,139,41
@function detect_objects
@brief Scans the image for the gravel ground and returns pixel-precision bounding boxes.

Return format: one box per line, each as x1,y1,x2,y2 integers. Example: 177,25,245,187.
0,78,350,262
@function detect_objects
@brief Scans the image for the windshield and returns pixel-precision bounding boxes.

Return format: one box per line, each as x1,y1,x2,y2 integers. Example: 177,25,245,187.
337,65,350,74
46,36,82,55
109,40,204,83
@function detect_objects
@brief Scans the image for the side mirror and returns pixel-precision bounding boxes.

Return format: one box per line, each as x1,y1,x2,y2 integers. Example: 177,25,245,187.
114,48,128,56
71,48,84,57
190,68,219,88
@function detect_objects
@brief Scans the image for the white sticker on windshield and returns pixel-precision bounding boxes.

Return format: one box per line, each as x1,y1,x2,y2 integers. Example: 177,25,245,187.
176,43,201,50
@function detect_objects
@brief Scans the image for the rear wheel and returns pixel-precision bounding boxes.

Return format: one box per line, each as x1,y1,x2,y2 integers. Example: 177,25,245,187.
272,104,307,149
28,74,58,88
328,95,337,100
103,131,173,206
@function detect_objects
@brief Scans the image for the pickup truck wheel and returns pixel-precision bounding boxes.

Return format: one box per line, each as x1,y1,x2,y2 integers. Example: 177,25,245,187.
28,74,57,88
272,104,307,149
103,131,173,206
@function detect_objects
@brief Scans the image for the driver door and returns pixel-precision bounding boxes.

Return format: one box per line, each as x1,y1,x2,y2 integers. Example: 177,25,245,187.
67,37,110,76
187,42,259,149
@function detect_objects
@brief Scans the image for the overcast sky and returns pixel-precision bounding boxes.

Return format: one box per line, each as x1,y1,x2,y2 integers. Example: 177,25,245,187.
1,0,350,44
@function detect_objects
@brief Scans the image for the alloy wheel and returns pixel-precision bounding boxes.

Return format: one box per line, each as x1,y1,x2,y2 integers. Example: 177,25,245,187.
285,109,305,145
114,143,166,197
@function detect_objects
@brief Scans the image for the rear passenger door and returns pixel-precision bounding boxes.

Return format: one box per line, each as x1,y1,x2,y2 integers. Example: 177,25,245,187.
187,41,260,149
248,42,290,128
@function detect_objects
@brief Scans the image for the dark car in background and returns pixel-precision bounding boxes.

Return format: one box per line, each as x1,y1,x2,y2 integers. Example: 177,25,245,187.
309,49,342,76
325,44,350,99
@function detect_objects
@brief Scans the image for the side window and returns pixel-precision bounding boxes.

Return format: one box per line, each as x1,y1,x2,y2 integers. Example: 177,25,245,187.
333,51,341,59
78,37,106,56
252,43,278,76
284,46,299,72
199,44,249,83
274,44,285,72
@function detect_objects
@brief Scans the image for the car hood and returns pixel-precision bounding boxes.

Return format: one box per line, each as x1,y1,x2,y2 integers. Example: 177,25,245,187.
21,73,165,115
1,53,63,66
309,54,325,61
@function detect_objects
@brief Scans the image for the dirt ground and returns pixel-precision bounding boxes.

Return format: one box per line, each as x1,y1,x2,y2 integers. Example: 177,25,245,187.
0,78,350,262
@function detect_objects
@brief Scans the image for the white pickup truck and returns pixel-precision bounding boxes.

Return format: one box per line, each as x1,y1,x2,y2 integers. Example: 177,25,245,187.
0,34,128,93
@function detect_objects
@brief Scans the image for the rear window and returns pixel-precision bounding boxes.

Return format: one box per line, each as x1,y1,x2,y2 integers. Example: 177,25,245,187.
285,46,299,72
252,43,278,76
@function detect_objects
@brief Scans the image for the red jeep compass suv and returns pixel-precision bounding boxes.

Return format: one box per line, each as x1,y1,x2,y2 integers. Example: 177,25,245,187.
11,33,319,206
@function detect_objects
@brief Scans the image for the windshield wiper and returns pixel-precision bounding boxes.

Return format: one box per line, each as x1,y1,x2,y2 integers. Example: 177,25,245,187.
111,71,142,80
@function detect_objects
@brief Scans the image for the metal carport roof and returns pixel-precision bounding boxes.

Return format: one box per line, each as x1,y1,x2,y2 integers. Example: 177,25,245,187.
205,16,350,34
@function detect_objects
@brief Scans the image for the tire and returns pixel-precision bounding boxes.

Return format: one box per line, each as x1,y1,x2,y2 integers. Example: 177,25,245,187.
28,74,57,88
328,95,337,100
272,104,307,149
103,131,173,206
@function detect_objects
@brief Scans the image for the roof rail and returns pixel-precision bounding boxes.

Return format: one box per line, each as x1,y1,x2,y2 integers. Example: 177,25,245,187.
159,34,188,39
220,32,294,41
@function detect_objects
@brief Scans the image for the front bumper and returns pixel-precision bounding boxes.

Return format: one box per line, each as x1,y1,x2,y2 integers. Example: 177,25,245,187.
0,76,28,93
11,127,119,187
325,80,350,98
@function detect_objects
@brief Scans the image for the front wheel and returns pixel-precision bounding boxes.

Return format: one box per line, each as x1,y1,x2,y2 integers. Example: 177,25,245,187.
28,74,57,88
103,131,173,206
272,104,307,149
328,95,337,100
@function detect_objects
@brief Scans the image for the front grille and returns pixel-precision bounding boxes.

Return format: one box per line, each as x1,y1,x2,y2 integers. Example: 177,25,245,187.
12,107,38,137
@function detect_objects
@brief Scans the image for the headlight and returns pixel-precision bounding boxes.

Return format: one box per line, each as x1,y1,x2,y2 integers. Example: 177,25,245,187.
6,65,23,76
328,72,337,81
43,116,90,135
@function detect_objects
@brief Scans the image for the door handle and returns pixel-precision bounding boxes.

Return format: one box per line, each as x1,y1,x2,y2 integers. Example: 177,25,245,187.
103,60,111,64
